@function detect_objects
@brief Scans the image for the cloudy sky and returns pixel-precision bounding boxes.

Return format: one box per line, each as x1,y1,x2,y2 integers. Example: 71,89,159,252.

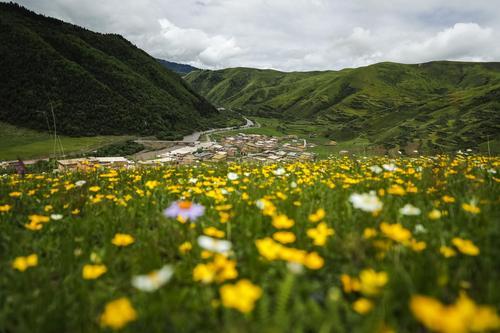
8,0,500,71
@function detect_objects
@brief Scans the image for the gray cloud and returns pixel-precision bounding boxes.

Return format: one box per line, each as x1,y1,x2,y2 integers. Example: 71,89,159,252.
7,0,500,71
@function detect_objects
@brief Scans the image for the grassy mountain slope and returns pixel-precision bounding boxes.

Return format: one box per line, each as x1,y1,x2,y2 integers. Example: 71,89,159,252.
0,3,237,139
186,62,500,152
156,59,199,75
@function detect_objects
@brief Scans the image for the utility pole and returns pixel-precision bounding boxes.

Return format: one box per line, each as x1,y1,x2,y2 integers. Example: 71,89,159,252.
487,134,491,157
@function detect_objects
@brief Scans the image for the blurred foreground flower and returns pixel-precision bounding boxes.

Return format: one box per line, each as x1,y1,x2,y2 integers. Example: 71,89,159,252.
198,236,232,254
132,265,173,292
220,279,262,313
399,204,421,216
349,192,383,212
452,237,480,256
353,298,374,314
82,264,107,280
164,201,204,221
12,254,38,272
410,293,500,333
100,297,137,330
111,233,135,247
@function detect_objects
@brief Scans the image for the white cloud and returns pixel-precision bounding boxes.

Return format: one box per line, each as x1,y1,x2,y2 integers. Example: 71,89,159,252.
9,0,500,71
145,18,242,66
388,23,495,63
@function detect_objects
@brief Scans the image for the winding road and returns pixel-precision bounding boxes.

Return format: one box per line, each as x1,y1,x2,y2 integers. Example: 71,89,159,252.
182,117,258,143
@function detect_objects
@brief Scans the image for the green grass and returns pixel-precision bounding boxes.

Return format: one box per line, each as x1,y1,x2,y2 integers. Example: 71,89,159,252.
0,122,132,160
0,156,499,332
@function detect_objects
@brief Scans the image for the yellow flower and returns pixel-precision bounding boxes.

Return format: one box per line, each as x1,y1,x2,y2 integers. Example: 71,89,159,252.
145,180,160,189
341,274,361,293
272,214,295,229
303,252,324,270
193,254,238,284
308,208,326,223
363,228,377,239
428,209,442,220
25,214,50,231
353,298,374,314
204,227,225,239
179,241,192,254
82,264,107,280
359,269,388,296
410,293,500,333
387,185,406,196
255,238,282,261
89,186,101,192
220,279,262,313
111,233,135,247
12,254,38,272
272,231,296,244
307,222,334,246
256,198,276,216
409,239,427,252
9,191,22,198
440,246,457,258
462,203,480,214
452,238,479,256
380,222,412,244
0,204,12,212
442,195,456,203
99,297,137,330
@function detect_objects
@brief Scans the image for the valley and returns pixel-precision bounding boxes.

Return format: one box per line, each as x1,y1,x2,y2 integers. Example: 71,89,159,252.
186,63,500,154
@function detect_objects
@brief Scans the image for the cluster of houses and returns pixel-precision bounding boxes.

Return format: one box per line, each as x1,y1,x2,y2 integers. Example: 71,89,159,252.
140,133,315,165
1,134,316,172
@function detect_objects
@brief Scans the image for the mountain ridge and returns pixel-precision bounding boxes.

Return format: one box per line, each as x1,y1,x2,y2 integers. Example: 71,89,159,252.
156,59,199,75
186,61,500,152
0,2,237,139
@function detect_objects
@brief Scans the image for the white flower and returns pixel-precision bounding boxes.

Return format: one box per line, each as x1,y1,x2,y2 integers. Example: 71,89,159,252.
197,236,232,254
290,181,297,188
50,214,63,220
487,169,497,174
255,199,266,210
349,192,383,212
414,224,427,234
227,172,239,181
369,165,383,174
383,164,397,171
286,262,304,275
244,172,251,177
188,178,198,184
399,203,421,216
273,168,286,176
75,180,86,187
132,265,174,292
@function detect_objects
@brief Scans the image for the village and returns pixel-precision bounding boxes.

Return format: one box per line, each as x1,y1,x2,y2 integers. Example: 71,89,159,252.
0,133,316,172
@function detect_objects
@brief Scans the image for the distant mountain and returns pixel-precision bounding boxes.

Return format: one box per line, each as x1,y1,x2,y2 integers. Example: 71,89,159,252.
186,62,500,152
0,2,236,139
157,59,199,75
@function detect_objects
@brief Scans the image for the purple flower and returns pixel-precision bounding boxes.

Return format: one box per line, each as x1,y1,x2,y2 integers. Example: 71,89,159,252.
163,201,205,221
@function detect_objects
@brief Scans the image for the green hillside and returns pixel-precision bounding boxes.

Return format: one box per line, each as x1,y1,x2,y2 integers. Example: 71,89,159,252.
186,62,500,152
0,3,238,139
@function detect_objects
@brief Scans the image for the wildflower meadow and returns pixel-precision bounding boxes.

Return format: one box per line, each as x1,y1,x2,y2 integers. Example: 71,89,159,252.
1,155,499,332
